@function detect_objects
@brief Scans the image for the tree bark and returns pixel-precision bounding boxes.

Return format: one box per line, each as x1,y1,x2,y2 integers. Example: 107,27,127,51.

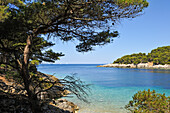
21,35,42,113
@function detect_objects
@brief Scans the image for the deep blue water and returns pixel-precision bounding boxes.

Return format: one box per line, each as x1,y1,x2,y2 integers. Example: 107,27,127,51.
37,64,170,113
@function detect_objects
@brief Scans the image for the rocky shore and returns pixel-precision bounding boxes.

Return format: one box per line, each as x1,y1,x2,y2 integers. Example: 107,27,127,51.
0,91,79,113
0,71,79,113
97,63,170,70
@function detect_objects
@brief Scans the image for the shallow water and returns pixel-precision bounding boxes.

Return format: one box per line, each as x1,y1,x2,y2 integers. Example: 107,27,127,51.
37,64,170,113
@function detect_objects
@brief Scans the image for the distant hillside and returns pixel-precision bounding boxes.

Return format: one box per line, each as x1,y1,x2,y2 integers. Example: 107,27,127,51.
113,46,170,65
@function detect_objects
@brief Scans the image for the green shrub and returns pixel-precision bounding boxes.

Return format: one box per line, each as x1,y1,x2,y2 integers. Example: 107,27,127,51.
125,89,170,113
0,64,6,68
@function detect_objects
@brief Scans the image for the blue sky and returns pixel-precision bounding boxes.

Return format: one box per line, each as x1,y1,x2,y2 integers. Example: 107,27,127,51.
50,0,170,64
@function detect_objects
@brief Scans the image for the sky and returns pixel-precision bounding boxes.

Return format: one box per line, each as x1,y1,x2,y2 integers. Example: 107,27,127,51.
49,0,170,64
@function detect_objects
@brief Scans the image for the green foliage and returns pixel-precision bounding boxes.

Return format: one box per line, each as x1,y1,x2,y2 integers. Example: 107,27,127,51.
125,89,170,113
0,64,6,68
150,46,170,65
113,46,170,65
0,35,64,70
1,0,149,52
114,53,147,64
30,60,39,65
0,0,24,22
116,0,149,8
0,6,10,22
4,70,22,82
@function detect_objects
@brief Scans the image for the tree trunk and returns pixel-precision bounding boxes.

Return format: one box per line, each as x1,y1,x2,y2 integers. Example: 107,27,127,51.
21,35,42,113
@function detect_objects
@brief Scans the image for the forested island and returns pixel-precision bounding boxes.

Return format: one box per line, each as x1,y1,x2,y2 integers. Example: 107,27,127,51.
98,46,170,69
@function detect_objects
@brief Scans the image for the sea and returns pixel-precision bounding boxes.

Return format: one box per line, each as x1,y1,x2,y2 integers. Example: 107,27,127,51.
37,64,170,113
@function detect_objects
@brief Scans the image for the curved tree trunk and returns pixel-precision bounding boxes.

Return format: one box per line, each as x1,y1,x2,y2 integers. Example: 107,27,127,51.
21,35,42,113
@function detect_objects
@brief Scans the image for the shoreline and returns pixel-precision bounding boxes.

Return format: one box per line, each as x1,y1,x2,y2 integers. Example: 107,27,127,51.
97,63,170,70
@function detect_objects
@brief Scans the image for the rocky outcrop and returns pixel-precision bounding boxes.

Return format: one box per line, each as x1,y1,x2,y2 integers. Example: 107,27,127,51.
35,72,70,101
42,99,79,113
0,91,32,113
55,99,79,113
0,75,27,95
0,91,79,113
98,63,170,70
0,71,79,113
97,63,136,68
0,71,69,100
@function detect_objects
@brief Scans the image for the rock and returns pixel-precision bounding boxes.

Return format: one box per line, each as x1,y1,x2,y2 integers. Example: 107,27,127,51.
0,91,32,113
0,91,79,113
98,63,170,70
120,107,123,109
41,98,79,113
54,99,79,113
0,70,79,113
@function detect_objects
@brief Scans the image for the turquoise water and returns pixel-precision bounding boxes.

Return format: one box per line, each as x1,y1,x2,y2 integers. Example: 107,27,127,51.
37,64,170,113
